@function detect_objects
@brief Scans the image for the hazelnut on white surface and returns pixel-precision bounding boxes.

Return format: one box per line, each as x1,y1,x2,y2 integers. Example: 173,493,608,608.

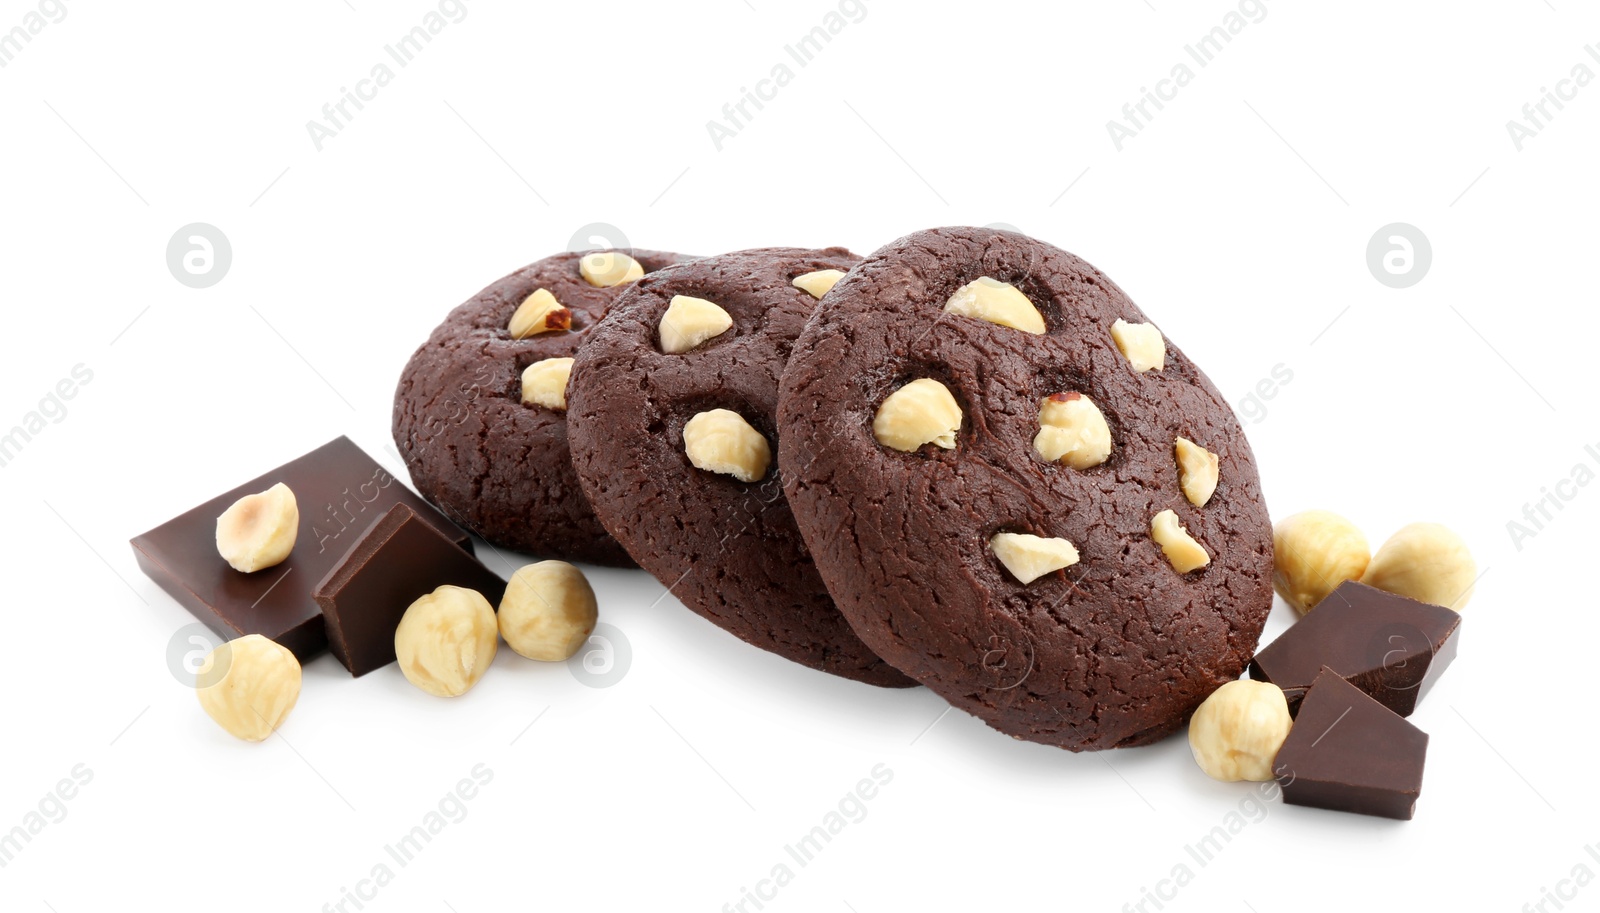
873,379,962,452
394,585,499,697
1188,679,1292,782
195,634,302,742
499,561,598,661
215,482,298,573
1272,509,1370,614
1362,522,1475,611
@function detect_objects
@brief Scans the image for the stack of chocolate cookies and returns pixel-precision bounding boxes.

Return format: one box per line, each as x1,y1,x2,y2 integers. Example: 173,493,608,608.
391,227,1276,751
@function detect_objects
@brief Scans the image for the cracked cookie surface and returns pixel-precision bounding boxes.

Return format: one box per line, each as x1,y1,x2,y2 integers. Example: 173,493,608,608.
566,247,916,687
777,227,1273,748
393,250,688,565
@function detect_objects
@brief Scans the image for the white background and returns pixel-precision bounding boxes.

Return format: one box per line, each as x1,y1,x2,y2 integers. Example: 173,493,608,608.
2,1,1594,911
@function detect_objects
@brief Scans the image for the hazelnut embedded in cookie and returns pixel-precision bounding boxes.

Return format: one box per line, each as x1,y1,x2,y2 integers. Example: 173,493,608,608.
521,357,575,410
508,288,572,339
991,532,1080,584
944,277,1046,334
579,251,645,288
873,379,962,452
1174,437,1219,507
1033,392,1112,469
682,409,771,482
1152,509,1209,573
1110,318,1165,372
792,269,847,299
659,294,734,354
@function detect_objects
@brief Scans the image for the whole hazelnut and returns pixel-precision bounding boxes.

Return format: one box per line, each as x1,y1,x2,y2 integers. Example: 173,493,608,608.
394,585,499,697
1272,510,1370,614
1188,679,1292,782
499,561,598,661
195,634,302,742
1362,522,1475,611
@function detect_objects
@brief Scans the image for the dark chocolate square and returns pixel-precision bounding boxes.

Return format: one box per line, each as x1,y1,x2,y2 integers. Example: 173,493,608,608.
1274,666,1429,820
1250,580,1460,717
313,504,506,676
130,436,472,660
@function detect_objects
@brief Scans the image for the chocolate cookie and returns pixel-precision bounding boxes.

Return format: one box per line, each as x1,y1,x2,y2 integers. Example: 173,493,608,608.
393,249,688,565
777,227,1273,748
566,248,915,687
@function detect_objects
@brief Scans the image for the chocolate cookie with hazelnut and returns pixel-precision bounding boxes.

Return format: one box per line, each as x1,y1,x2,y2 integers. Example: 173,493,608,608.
393,249,692,565
565,247,915,687
776,226,1275,749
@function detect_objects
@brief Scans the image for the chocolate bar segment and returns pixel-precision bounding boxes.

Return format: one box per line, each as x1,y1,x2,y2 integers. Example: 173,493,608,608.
1273,667,1429,820
131,436,472,660
1249,580,1459,717
314,504,506,676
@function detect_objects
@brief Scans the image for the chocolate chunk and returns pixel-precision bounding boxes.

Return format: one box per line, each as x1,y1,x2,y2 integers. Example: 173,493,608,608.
313,504,507,676
1273,667,1429,820
1249,580,1459,717
131,437,471,660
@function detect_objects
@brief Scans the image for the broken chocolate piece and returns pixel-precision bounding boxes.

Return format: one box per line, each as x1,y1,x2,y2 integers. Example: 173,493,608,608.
131,437,472,659
1249,580,1459,717
313,504,506,677
1273,667,1429,820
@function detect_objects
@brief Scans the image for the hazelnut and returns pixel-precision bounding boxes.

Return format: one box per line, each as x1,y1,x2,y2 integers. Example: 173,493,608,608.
521,357,574,410
1188,680,1292,782
195,634,302,742
1110,318,1165,372
499,561,598,661
508,288,572,339
682,409,771,482
943,277,1046,334
1272,510,1370,614
991,532,1080,584
792,269,846,299
1033,392,1112,469
1152,508,1209,573
393,585,499,697
873,378,962,452
579,251,644,287
1361,522,1475,611
215,482,298,573
659,294,733,354
1174,437,1220,507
